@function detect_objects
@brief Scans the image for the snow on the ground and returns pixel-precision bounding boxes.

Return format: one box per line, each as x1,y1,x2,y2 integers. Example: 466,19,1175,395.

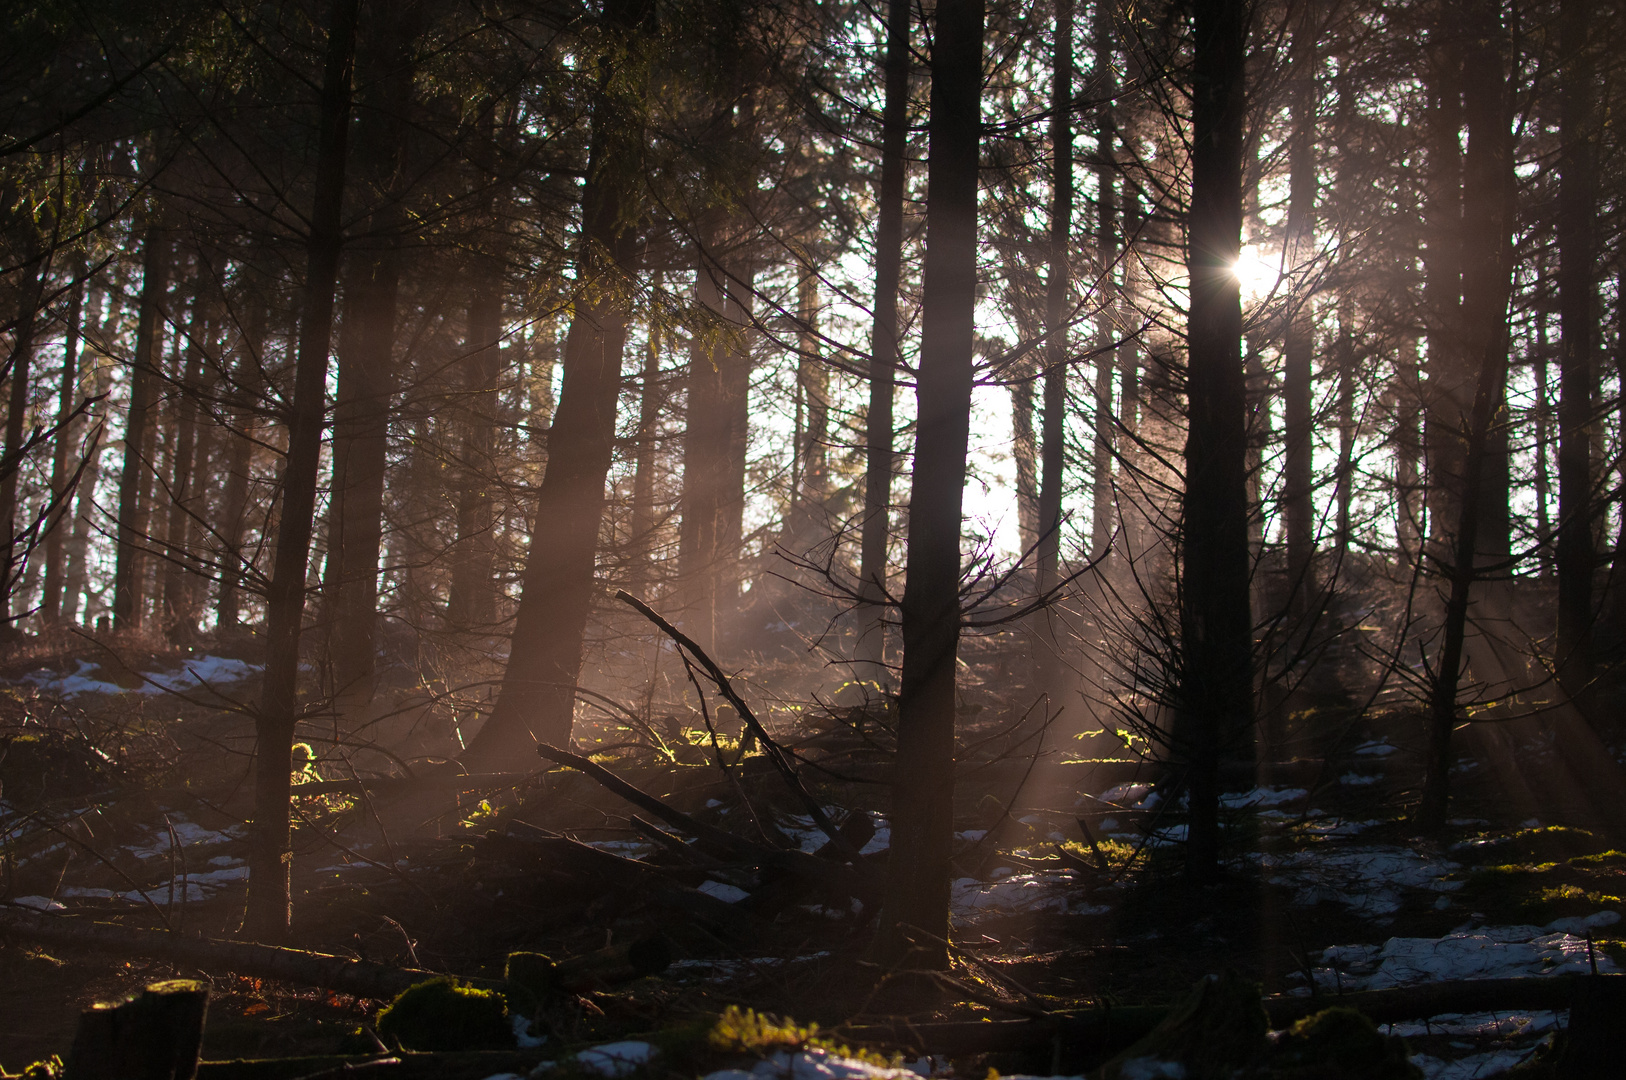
1292,917,1619,993
949,870,1108,925
702,1048,925,1080
1355,740,1399,756
1220,786,1307,809
1257,844,1464,919
1409,1049,1537,1079
698,879,751,903
575,1041,657,1076
13,656,260,699
1382,1010,1563,1040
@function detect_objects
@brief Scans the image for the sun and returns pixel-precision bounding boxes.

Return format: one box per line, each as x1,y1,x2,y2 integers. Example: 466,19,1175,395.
1233,245,1283,303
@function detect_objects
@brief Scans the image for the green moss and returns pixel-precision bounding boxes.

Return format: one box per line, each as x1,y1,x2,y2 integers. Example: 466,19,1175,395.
707,1008,895,1068
375,978,509,1052
0,1056,62,1080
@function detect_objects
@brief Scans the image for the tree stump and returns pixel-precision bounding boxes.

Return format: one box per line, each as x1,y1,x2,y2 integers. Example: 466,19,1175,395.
63,979,208,1080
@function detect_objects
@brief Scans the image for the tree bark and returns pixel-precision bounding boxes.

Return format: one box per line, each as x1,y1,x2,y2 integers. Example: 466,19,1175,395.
628,280,663,589
447,285,503,631
161,292,210,644
874,0,984,967
855,0,911,680
1032,0,1073,697
40,271,85,624
215,296,268,631
1555,0,1598,694
1281,13,1316,608
463,0,652,766
111,227,171,633
245,0,359,940
1088,0,1116,564
1416,0,1515,832
1178,0,1251,880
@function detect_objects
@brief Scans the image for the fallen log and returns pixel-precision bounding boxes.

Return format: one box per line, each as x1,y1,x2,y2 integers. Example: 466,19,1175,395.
536,744,874,904
0,908,466,1000
290,771,539,798
838,975,1620,1055
483,824,762,938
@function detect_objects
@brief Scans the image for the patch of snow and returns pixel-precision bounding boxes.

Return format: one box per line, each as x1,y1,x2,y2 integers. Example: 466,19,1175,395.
697,880,751,904
1383,1010,1562,1040
1339,772,1381,786
1355,740,1398,756
860,827,890,856
512,1013,547,1049
1304,924,1618,991
1116,1059,1186,1080
576,1041,657,1077
950,872,1072,925
1544,910,1619,935
8,896,64,912
1258,845,1463,918
703,1049,922,1080
1098,783,1152,806
15,656,260,700
957,829,987,842
1297,819,1379,837
1220,787,1306,809
1409,1049,1535,1079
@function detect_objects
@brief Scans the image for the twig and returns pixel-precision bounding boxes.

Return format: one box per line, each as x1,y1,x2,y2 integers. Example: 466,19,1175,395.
615,591,857,859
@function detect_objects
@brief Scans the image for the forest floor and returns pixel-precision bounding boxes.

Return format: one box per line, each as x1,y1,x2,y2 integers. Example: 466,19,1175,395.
1,627,1624,1080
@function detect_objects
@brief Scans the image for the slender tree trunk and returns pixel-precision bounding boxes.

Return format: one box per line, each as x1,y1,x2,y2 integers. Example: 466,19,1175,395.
792,269,829,534
245,0,359,940
1533,317,1552,577
719,267,753,618
628,293,663,589
112,227,171,633
161,295,210,643
1282,14,1316,607
1011,375,1039,555
1556,0,1598,694
855,0,911,679
874,0,984,967
216,299,268,631
1089,0,1116,563
463,0,652,766
1333,304,1356,559
40,272,84,625
1395,338,1423,560
1416,0,1515,832
325,255,398,705
1033,0,1073,696
447,286,503,631
1422,31,1464,556
680,240,729,653
1178,0,1251,880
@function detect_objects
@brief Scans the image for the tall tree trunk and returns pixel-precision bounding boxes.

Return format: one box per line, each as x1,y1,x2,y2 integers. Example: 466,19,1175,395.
874,0,984,967
1422,30,1463,556
1178,0,1251,880
325,255,398,706
1555,0,1598,694
161,293,211,643
628,293,663,589
791,268,829,538
447,285,503,631
112,227,171,633
1395,338,1423,560
679,241,730,653
1281,13,1316,608
1010,375,1039,555
1416,0,1515,832
1033,0,1073,695
719,267,753,618
855,0,911,679
40,272,84,625
1333,303,1356,559
245,0,359,941
463,0,652,766
1089,0,1116,563
216,297,268,631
